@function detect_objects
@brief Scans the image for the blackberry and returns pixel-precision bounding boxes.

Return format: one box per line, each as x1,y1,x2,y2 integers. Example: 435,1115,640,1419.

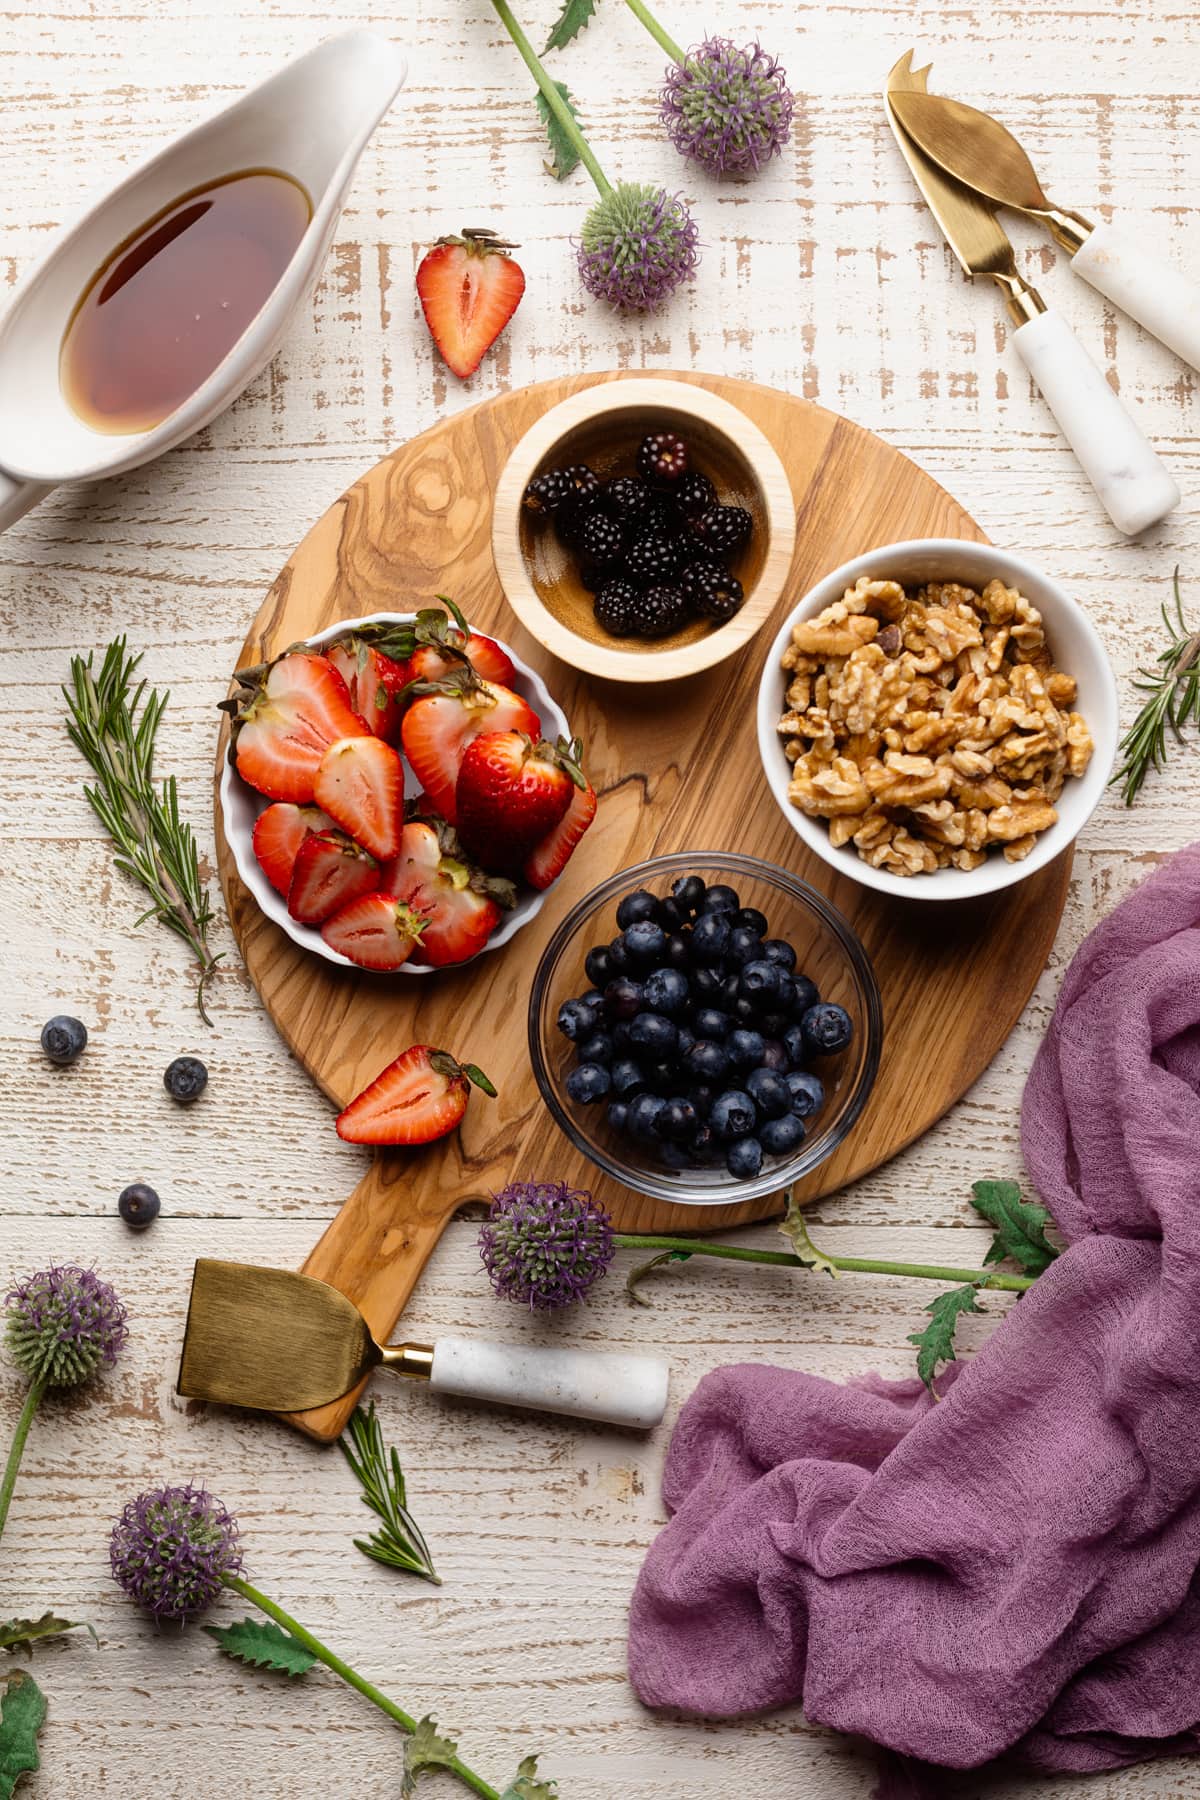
625,532,681,584
594,579,638,636
579,510,624,566
579,563,608,593
693,504,753,555
522,469,575,516
675,471,717,517
602,476,652,525
681,560,744,622
637,431,690,485
563,464,601,501
628,585,688,638
554,492,601,549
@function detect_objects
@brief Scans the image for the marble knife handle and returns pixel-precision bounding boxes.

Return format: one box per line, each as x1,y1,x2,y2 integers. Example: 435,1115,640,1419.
1012,307,1178,536
1071,221,1200,375
428,1336,669,1430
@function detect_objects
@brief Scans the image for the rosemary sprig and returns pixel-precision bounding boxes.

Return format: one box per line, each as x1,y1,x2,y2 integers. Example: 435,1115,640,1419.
1112,568,1200,806
64,637,223,1024
339,1404,440,1585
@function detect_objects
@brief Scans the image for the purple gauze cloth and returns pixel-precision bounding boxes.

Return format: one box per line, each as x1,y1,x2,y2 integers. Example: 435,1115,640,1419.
628,841,1200,1780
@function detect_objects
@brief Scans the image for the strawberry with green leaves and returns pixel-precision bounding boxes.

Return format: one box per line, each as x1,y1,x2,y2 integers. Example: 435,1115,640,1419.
336,1045,496,1145
381,818,514,966
286,831,380,925
223,652,365,803
251,802,336,894
415,229,525,380
455,733,584,874
313,736,405,862
327,638,412,744
321,894,427,971
401,671,540,826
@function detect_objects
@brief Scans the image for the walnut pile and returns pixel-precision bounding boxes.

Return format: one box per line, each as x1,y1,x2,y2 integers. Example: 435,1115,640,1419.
776,575,1093,876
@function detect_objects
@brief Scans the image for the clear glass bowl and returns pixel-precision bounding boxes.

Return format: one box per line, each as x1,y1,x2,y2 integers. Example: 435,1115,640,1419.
528,851,883,1207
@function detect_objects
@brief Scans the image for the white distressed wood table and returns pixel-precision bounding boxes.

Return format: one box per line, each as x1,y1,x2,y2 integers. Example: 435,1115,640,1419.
1,1,1197,1794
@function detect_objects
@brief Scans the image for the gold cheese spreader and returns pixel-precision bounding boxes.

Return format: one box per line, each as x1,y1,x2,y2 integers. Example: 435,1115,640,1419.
889,82,1200,374
177,1260,668,1430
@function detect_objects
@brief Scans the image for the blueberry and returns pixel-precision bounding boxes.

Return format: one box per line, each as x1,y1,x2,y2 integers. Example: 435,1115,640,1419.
566,1062,611,1103
670,874,707,915
691,912,732,964
693,1007,731,1040
684,1040,729,1083
607,937,632,976
165,1056,208,1104
690,1122,717,1161
610,1058,647,1098
718,973,743,1010
726,1136,764,1179
604,977,644,1020
118,1182,160,1230
790,974,820,1016
659,1097,699,1141
759,1113,807,1156
758,1010,791,1039
734,907,769,936
656,897,687,933
676,1026,696,1059
616,889,659,929
744,1068,792,1119
580,987,605,1009
698,884,740,915
761,938,797,971
726,926,763,966
786,1070,825,1117
665,931,693,971
801,1003,854,1056
630,1012,678,1057
644,967,689,1017
732,996,757,1025
40,1015,87,1066
760,1040,789,1073
557,998,596,1041
726,1028,766,1070
606,1100,629,1134
710,1089,757,1141
628,1093,667,1140
740,959,793,1009
578,1031,614,1065
782,1023,807,1065
687,1082,717,1117
692,965,724,1000
584,945,611,988
623,920,667,966
658,1141,693,1169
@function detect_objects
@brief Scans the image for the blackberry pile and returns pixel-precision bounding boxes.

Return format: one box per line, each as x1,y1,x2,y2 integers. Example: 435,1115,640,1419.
522,431,753,643
554,874,854,1182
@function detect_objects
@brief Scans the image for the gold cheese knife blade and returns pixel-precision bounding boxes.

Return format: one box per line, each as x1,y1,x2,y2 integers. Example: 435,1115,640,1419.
888,87,1093,253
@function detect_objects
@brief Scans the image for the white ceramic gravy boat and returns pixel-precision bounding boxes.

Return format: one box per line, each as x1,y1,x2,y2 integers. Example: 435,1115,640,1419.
0,30,406,532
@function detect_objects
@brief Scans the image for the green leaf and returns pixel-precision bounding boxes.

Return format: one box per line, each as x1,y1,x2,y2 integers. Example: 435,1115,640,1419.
543,0,596,52
777,1190,839,1278
908,1284,985,1392
0,1614,96,1657
625,1249,692,1308
536,82,582,181
203,1618,316,1679
339,1403,440,1585
0,1671,46,1799
501,1754,558,1799
401,1715,460,1795
969,1179,1058,1276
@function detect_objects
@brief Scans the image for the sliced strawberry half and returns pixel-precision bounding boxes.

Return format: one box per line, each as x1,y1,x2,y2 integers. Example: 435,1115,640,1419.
252,802,335,894
223,652,365,803
415,230,525,381
336,1044,497,1145
287,831,380,925
455,732,580,873
523,778,598,890
321,894,426,971
381,818,515,966
401,673,540,825
313,736,405,862
327,638,411,744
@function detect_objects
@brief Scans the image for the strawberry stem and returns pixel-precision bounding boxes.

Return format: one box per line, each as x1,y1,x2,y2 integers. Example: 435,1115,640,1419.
489,0,613,197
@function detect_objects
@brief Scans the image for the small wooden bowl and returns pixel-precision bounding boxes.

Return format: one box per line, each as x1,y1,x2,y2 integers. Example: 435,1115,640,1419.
491,377,796,683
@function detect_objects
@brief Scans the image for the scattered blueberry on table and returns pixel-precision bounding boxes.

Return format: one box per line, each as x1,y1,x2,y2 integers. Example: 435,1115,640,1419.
164,1055,208,1104
118,1182,161,1230
40,1015,88,1066
555,875,853,1180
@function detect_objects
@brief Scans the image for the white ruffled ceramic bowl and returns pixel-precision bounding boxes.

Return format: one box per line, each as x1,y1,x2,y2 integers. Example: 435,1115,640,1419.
219,612,570,972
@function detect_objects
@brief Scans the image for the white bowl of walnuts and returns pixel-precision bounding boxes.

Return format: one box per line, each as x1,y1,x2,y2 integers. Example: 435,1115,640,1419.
756,540,1119,901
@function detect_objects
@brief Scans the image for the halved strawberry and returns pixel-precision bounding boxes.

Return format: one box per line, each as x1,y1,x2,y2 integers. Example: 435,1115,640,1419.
455,733,580,873
336,1044,496,1145
321,894,426,971
523,778,598,890
252,802,335,894
223,652,365,803
381,818,514,966
313,736,405,862
401,674,540,825
410,628,515,688
415,229,525,381
287,831,380,925
327,638,411,744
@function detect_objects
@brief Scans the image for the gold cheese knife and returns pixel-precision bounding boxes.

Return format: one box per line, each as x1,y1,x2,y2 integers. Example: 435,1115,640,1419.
889,84,1200,375
885,52,1177,537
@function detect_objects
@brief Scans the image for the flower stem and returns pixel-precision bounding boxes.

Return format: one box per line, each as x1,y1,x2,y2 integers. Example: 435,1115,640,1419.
621,0,686,64
221,1577,501,1800
0,1378,46,1545
612,1234,1035,1293
488,0,612,196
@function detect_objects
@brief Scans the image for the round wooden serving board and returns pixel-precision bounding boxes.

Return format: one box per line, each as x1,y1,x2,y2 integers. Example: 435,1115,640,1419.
214,371,1070,1442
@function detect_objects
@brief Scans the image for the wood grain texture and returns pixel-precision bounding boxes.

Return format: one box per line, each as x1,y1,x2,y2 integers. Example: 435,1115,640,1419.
1,0,1199,1792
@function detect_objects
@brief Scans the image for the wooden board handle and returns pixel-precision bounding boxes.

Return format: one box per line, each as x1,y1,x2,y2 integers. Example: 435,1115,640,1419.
280,1153,456,1442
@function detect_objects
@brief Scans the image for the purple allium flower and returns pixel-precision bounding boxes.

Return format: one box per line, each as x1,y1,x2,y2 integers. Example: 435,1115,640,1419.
576,182,700,311
479,1182,616,1310
4,1264,128,1387
110,1483,242,1622
661,38,794,176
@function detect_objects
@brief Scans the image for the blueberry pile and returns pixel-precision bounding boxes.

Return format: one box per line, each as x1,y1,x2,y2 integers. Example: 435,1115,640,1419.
555,875,854,1181
522,431,752,642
